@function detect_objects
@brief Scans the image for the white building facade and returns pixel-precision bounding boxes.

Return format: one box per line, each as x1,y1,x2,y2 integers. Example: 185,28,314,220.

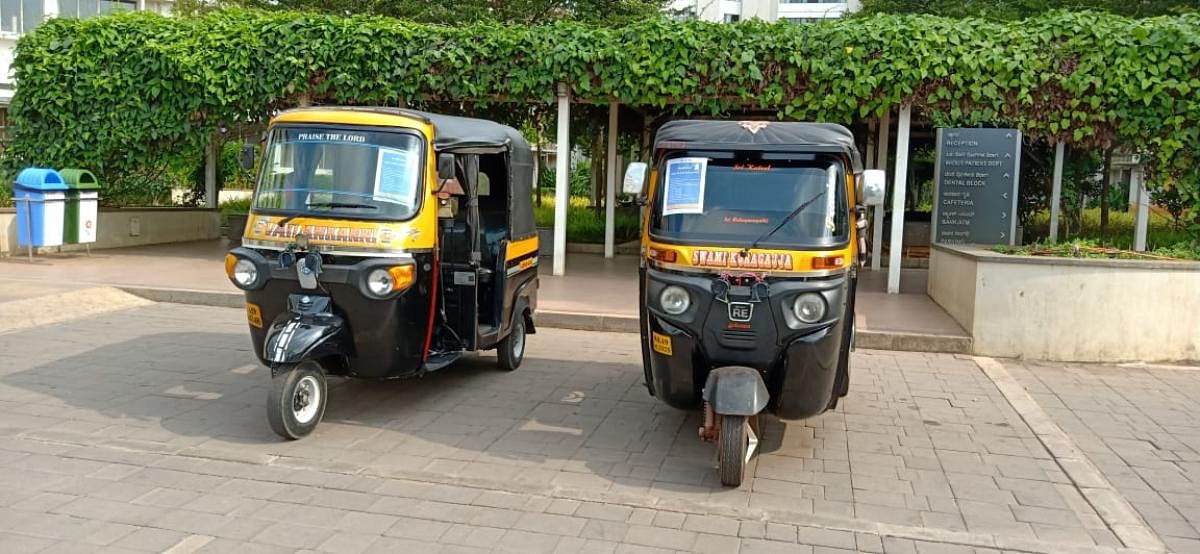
0,0,173,137
669,0,862,23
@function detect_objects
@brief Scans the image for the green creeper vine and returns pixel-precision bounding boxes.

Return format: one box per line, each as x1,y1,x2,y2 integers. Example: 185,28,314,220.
6,9,1200,225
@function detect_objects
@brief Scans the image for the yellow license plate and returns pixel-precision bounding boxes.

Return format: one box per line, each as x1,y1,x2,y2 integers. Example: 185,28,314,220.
652,332,672,356
246,303,264,328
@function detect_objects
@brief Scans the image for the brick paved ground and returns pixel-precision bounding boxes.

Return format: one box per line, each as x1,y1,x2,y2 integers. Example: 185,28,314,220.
0,295,1189,553
1006,361,1200,553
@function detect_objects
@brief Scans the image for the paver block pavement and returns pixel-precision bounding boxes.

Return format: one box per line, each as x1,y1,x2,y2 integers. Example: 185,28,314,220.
0,299,1185,553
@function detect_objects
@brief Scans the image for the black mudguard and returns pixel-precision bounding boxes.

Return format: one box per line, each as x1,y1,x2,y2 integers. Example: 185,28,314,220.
703,366,770,417
263,311,346,373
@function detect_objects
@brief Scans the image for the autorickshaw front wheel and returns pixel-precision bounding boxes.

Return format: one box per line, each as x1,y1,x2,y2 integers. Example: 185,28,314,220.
718,415,749,487
267,361,327,440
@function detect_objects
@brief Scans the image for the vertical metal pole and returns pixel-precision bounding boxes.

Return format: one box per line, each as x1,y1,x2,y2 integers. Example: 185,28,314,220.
1049,142,1065,243
886,105,912,294
553,84,571,276
871,110,890,271
23,197,33,262
604,101,618,259
1133,166,1149,252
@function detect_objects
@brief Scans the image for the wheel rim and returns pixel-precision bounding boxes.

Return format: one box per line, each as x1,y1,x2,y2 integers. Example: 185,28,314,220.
292,375,321,424
511,320,525,360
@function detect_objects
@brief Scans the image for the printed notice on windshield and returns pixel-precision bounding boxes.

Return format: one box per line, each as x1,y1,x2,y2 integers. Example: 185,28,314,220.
374,148,417,205
663,157,707,216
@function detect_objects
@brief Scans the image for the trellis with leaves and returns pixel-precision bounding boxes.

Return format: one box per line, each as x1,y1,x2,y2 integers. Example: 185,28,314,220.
6,9,1200,228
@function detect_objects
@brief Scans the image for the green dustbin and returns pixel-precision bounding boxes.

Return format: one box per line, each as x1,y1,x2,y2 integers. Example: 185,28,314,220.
61,169,100,244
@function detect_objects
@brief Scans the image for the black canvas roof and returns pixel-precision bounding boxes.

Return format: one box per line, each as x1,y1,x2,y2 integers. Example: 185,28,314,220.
289,106,528,153
654,120,862,172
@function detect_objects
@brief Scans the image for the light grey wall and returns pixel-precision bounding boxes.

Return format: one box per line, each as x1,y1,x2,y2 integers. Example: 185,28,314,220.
929,245,1200,363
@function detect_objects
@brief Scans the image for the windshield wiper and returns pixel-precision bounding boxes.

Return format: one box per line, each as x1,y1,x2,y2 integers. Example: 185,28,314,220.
740,190,827,257
275,203,379,228
304,202,379,211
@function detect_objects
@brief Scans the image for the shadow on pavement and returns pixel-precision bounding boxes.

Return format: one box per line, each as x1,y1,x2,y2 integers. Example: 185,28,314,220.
4,329,789,495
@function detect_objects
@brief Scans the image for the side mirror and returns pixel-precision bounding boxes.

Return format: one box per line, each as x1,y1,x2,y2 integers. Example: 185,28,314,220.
437,153,455,181
239,144,256,171
860,169,886,206
623,162,647,195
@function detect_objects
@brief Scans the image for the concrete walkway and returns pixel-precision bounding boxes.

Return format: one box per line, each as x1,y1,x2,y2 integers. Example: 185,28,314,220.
0,240,969,352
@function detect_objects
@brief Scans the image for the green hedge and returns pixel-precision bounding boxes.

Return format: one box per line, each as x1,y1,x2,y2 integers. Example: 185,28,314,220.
7,10,1200,197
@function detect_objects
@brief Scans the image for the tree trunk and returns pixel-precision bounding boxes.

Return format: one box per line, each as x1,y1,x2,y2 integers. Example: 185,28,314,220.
591,127,604,213
534,115,543,207
1099,148,1112,238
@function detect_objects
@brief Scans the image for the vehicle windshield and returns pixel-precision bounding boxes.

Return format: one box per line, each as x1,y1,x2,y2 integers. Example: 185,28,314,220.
649,151,849,249
253,126,425,221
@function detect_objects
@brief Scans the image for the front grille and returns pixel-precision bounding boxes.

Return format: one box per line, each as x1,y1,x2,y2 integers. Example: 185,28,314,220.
721,329,757,347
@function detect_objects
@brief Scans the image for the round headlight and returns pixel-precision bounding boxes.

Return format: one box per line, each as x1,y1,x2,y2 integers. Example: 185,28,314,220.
366,269,394,297
660,285,691,315
792,293,826,324
233,259,258,288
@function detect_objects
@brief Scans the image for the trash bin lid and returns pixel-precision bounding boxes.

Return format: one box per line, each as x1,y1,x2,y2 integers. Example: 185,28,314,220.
14,168,68,191
59,168,100,191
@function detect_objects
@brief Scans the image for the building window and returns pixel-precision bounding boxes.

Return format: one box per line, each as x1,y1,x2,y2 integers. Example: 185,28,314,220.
0,105,10,145
1,0,43,35
58,0,137,19
723,14,740,22
671,7,696,21
781,1,844,3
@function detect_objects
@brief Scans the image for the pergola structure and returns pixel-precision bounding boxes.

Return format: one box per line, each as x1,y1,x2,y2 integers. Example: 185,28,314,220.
542,86,930,296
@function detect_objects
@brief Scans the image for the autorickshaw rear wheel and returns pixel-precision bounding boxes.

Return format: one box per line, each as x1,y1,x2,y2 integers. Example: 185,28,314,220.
496,313,526,371
267,361,327,440
718,415,749,487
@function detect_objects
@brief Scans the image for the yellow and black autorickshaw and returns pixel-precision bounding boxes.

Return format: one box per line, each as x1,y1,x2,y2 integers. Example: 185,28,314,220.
624,120,885,485
225,107,539,439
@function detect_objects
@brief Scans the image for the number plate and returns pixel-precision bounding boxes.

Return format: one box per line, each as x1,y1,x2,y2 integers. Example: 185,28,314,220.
728,302,753,322
246,303,264,328
651,332,673,356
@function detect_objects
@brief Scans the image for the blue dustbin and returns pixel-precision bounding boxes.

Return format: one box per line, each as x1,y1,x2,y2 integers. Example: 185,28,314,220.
14,168,69,248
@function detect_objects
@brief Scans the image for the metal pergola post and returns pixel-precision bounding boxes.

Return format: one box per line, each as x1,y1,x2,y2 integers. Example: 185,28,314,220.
552,84,571,276
886,105,912,294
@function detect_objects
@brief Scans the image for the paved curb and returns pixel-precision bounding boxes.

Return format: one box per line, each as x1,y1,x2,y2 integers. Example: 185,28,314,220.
118,285,246,309
536,310,640,333
855,329,972,355
117,285,973,355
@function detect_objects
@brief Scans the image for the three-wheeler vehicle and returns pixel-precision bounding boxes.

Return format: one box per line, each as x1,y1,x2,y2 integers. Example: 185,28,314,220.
623,120,885,486
225,107,539,439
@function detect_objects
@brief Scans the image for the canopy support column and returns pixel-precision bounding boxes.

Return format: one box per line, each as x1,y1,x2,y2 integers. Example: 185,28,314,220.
886,105,912,294
605,101,618,259
871,110,891,271
1049,142,1065,243
1133,165,1149,252
553,84,571,276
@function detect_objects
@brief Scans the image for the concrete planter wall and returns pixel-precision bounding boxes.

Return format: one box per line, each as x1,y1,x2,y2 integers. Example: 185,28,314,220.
1,207,220,255
928,243,1200,363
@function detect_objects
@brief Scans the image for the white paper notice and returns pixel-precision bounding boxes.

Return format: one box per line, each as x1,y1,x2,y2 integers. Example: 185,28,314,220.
662,157,708,216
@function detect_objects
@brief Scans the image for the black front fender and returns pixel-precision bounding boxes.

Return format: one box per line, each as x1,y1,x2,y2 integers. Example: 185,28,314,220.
703,366,770,416
263,311,346,370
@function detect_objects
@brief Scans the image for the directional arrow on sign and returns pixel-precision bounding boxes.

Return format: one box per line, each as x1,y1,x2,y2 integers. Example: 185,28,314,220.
1001,212,1008,219
1005,133,1014,139
1000,231,1007,239
1005,153,1013,158
1002,192,1009,199
1003,173,1011,179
